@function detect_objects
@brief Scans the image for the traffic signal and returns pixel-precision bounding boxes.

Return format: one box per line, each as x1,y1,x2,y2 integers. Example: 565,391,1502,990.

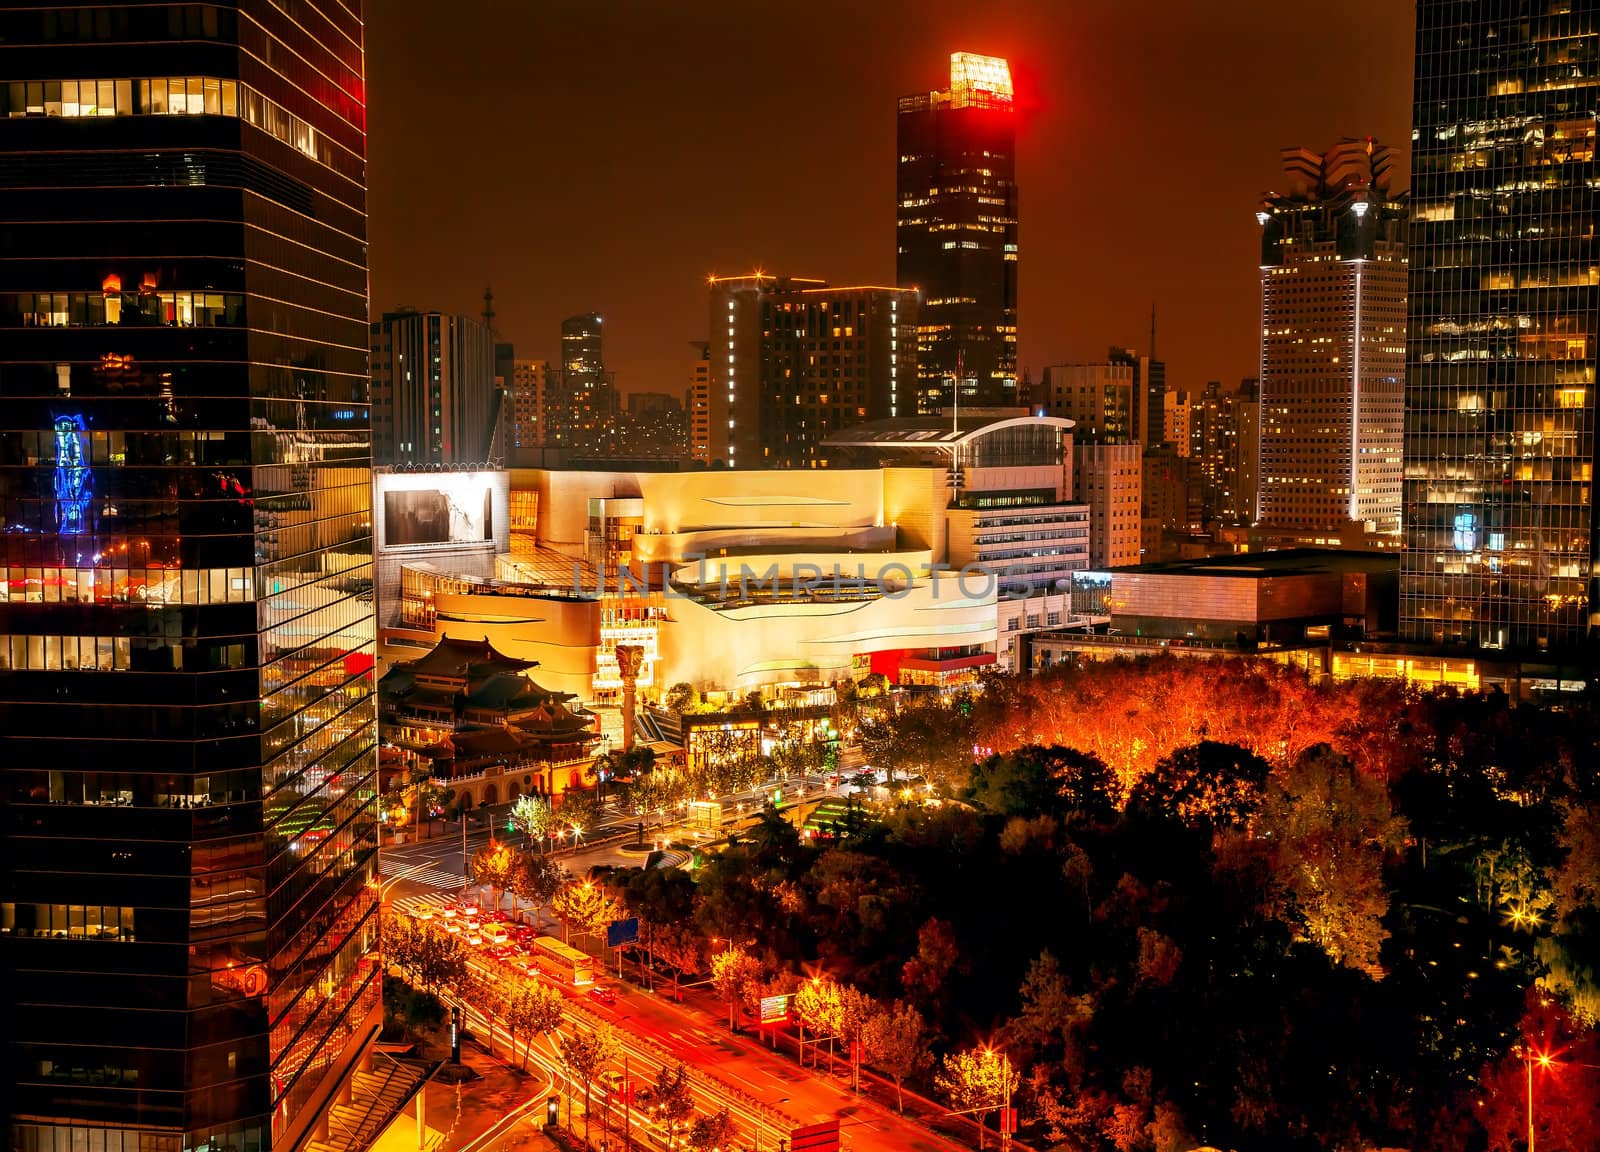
545,1097,559,1127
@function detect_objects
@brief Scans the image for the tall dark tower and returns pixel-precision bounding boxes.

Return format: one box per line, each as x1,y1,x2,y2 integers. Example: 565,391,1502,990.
1403,3,1600,653
0,5,379,1152
556,312,615,458
896,52,1019,412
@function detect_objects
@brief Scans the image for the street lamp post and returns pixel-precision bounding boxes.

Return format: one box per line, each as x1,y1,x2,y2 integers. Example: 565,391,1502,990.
1525,1047,1553,1152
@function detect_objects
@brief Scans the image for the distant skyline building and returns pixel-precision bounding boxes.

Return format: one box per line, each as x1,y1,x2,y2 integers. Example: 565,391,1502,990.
707,274,918,468
1040,360,1138,444
509,357,553,458
554,312,617,459
897,51,1019,411
371,308,499,465
1403,7,1600,653
1189,378,1261,528
1073,441,1143,568
1257,138,1406,537
686,342,711,464
0,5,381,1152
618,391,688,459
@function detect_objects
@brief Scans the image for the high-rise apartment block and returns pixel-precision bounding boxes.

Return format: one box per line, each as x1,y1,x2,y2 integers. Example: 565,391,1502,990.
1040,360,1139,443
897,52,1019,410
707,274,918,468
1189,379,1261,528
1164,390,1193,455
1074,442,1143,568
553,312,617,459
0,5,379,1152
371,308,498,465
686,343,711,464
1257,139,1405,536
618,392,688,459
509,358,553,459
1404,7,1600,652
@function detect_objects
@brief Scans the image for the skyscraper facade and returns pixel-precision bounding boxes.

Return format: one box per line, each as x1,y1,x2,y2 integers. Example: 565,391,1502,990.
509,357,552,459
0,5,378,1152
553,312,616,459
896,52,1018,411
707,275,918,468
370,308,497,466
1258,139,1406,537
1040,361,1139,444
1404,5,1600,651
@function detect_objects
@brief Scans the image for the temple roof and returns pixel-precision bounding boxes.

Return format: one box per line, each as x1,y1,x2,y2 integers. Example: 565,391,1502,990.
513,700,595,738
405,635,536,684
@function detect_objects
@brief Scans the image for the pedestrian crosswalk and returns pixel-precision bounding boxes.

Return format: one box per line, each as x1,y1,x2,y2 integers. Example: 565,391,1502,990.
391,892,451,919
379,857,464,889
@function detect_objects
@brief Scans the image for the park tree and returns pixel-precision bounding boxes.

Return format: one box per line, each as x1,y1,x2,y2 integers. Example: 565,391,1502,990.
1005,950,1097,1078
902,917,962,1016
383,911,468,995
650,920,707,1000
965,745,1116,821
556,1023,620,1142
554,790,603,843
510,794,554,848
1129,740,1272,828
506,982,565,1071
1258,745,1406,977
645,1063,696,1143
622,862,698,927
687,1107,737,1152
710,944,761,1031
469,839,515,910
551,879,623,944
862,1000,933,1112
793,975,845,1068
664,681,696,716
508,850,567,927
936,1045,1021,1150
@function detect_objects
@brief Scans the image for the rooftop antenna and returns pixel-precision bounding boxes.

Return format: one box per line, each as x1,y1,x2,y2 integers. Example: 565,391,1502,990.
482,285,496,333
1149,301,1157,359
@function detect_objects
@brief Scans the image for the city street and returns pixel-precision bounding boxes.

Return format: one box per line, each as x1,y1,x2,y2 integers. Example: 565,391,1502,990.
380,770,980,1152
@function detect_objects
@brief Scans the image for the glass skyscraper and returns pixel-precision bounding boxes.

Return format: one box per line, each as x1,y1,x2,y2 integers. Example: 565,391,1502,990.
896,52,1018,412
1404,2,1600,651
0,5,379,1152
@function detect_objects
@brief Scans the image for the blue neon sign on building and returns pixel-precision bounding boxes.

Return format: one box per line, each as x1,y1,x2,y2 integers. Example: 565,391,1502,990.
53,413,92,535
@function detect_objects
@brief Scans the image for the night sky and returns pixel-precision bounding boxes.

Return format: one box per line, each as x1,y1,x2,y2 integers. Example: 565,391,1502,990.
367,0,1412,398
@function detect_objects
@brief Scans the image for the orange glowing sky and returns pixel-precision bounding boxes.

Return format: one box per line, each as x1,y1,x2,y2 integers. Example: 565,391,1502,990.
367,0,1412,397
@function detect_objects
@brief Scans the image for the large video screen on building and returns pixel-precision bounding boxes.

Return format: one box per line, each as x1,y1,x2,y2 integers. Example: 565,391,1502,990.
384,486,494,546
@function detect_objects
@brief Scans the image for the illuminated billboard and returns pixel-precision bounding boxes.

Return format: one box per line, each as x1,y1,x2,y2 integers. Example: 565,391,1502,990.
384,487,493,546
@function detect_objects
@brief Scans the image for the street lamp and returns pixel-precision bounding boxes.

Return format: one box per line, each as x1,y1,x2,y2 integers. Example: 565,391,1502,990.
1523,1045,1555,1152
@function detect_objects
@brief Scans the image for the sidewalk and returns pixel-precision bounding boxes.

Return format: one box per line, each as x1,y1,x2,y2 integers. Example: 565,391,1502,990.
371,1044,560,1152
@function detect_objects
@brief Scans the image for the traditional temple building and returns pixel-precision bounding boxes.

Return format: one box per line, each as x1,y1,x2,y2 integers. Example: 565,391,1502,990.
379,635,600,800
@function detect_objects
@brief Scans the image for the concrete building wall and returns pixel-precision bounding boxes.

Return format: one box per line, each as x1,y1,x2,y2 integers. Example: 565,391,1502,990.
1073,442,1143,568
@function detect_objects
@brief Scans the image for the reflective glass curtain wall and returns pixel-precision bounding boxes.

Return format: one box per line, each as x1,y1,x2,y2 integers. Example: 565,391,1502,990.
0,3,377,1152
1403,1,1600,650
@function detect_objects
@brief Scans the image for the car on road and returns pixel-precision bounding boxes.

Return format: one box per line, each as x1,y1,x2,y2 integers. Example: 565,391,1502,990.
587,984,617,1007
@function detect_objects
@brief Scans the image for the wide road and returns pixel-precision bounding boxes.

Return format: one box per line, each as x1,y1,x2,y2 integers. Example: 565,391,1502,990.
382,777,974,1152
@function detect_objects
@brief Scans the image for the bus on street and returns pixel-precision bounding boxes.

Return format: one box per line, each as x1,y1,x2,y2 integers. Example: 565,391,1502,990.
531,936,595,986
